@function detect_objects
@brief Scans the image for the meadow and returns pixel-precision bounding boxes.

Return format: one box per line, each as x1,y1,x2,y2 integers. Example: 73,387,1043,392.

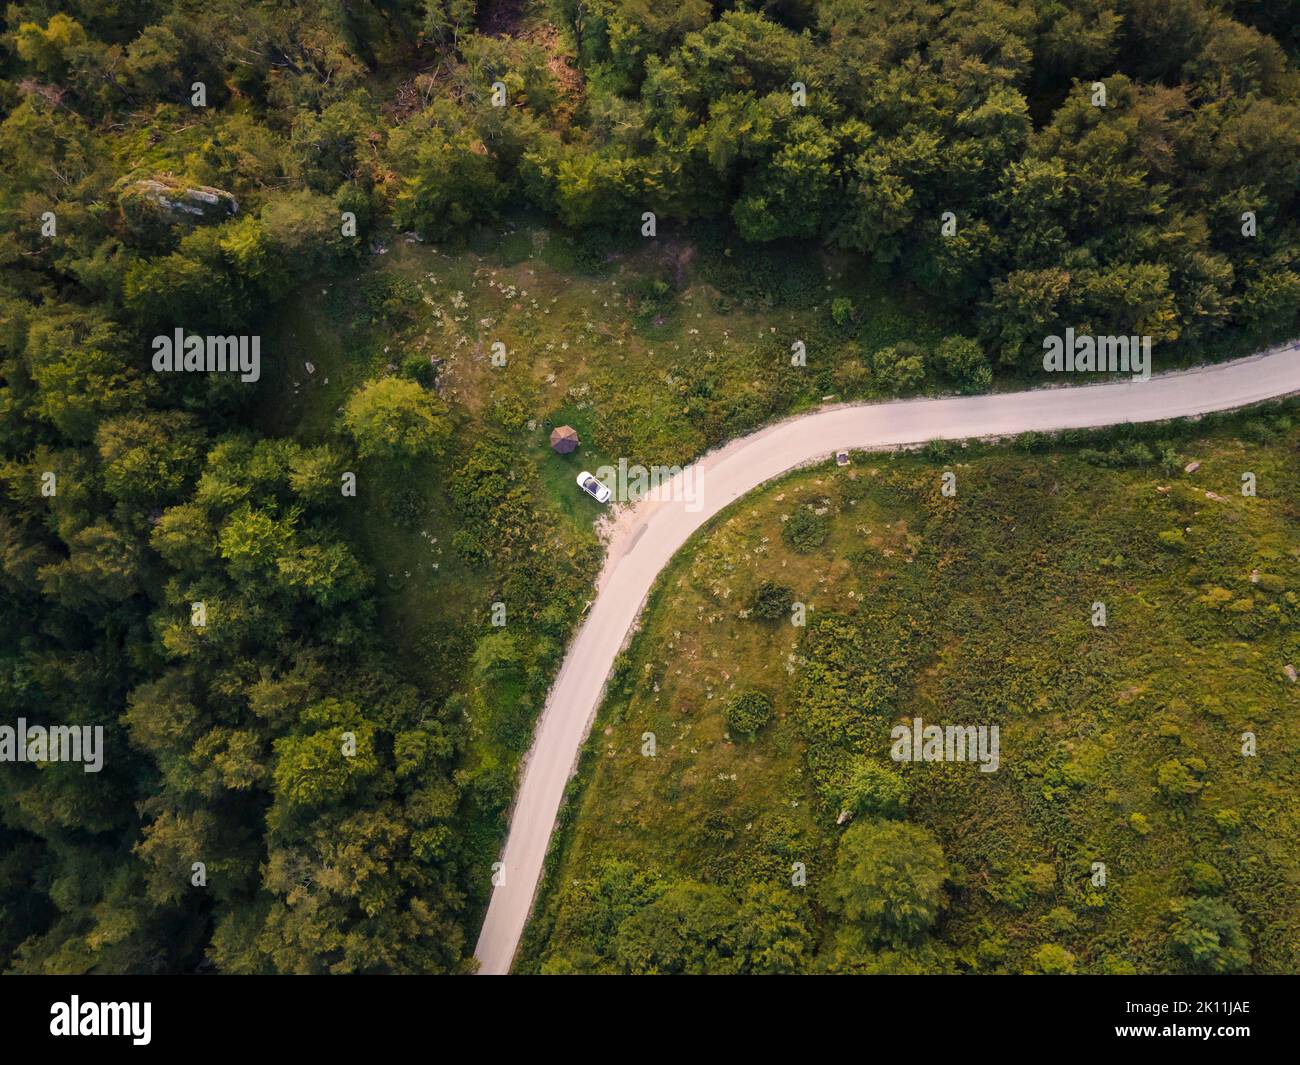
522,407,1300,974
252,216,956,922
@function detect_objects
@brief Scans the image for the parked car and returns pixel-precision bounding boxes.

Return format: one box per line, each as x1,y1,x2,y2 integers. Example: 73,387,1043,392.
577,471,613,503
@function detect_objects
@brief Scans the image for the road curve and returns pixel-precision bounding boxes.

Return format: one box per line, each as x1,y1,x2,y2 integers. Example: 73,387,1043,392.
474,343,1300,974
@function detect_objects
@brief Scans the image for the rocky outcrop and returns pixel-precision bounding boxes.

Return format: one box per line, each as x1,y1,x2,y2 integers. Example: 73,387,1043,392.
117,175,239,237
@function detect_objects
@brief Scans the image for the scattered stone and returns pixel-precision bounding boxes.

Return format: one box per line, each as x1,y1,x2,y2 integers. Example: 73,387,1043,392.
1285,665,1297,684
1184,461,1201,474
305,361,316,375
836,809,852,825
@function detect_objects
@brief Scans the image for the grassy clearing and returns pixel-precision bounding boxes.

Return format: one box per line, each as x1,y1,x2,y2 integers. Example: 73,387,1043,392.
255,211,955,686
252,215,952,923
524,406,1300,974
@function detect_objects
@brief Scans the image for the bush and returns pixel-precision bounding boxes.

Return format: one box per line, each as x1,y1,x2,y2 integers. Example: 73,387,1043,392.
1030,943,1077,975
725,690,773,738
401,353,436,386
832,341,870,394
1169,896,1250,973
1213,809,1242,836
1156,757,1206,799
840,760,910,818
1185,861,1225,895
632,275,676,325
451,528,487,565
750,580,794,621
1025,862,1057,896
872,342,926,394
343,376,450,460
823,818,949,946
783,507,829,552
933,335,992,393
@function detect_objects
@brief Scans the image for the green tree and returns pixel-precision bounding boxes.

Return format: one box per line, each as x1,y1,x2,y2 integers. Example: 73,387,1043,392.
824,818,949,946
1169,896,1251,973
733,882,813,974
933,336,992,393
24,308,145,441
613,881,740,974
1030,943,1077,975
343,377,451,460
97,412,203,508
872,343,927,393
271,703,379,812
393,127,506,240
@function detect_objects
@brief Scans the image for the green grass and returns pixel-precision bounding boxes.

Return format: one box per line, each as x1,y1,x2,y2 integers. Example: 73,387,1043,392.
249,215,984,934
523,406,1300,975
251,214,1297,969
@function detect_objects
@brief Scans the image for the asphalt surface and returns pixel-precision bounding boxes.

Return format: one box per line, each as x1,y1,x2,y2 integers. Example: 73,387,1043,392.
474,344,1300,974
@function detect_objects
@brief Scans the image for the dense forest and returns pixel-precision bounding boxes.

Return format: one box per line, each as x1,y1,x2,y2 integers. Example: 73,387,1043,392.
1,0,1297,972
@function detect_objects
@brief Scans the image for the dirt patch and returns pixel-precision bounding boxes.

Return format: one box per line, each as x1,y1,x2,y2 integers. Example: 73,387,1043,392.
529,22,583,100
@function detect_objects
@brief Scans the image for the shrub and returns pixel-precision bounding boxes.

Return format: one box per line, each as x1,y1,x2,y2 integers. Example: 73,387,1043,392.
750,580,794,620
1169,896,1250,973
401,353,436,386
832,341,870,393
1185,861,1225,895
1158,528,1186,550
1025,862,1057,896
840,760,910,818
1213,809,1242,836
343,376,450,460
725,690,773,738
1030,943,1077,975
872,342,926,394
933,335,991,393
632,274,675,325
1156,757,1206,799
451,528,487,565
783,507,829,552
823,818,949,946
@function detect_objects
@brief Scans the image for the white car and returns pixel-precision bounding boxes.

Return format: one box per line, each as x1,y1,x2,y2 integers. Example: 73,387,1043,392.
577,471,612,504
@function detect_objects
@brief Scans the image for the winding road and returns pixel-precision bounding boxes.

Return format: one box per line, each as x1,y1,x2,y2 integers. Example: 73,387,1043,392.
474,344,1300,974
